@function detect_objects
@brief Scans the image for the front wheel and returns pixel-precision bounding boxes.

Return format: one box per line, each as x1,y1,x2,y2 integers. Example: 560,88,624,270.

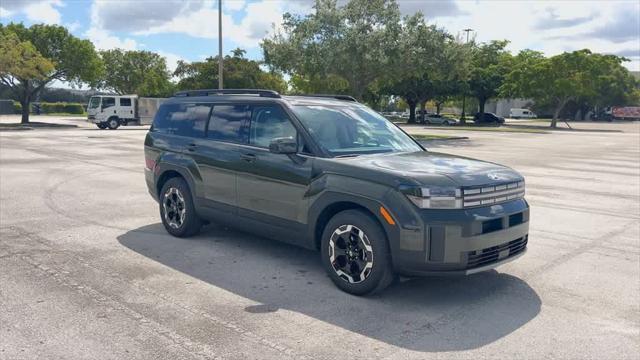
159,177,202,237
321,210,395,295
96,123,107,129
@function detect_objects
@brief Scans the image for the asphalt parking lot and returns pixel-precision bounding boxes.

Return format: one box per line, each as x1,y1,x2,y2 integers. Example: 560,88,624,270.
1,115,639,359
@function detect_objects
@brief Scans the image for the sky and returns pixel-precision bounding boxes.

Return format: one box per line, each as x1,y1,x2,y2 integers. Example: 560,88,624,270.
1,0,639,84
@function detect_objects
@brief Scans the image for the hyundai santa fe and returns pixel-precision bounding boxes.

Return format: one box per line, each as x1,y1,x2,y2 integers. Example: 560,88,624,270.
144,89,529,295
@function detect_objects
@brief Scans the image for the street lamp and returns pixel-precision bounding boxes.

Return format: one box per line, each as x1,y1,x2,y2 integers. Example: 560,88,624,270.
460,28,473,123
218,0,223,89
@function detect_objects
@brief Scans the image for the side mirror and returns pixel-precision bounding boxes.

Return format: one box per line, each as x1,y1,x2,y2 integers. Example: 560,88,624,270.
269,137,297,154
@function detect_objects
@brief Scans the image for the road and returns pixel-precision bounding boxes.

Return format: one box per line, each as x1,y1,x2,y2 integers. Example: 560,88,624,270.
1,116,639,359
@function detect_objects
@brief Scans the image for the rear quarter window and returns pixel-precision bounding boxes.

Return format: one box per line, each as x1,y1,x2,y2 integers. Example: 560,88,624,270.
151,103,212,138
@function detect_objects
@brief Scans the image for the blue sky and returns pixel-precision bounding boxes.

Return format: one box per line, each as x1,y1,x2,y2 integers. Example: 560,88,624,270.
1,0,639,77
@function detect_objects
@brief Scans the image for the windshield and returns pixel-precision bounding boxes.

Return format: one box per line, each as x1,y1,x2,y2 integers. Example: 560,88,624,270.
292,103,422,157
88,97,100,109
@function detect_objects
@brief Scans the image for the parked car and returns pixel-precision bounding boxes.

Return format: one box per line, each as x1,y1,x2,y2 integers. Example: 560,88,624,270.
145,89,529,295
509,108,537,119
424,114,457,126
474,112,505,124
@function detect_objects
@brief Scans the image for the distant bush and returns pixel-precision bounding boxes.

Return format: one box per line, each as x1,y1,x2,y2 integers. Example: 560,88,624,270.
13,101,21,114
33,102,86,114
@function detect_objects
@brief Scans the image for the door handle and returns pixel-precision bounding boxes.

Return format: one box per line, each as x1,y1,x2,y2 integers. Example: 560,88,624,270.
240,153,256,162
186,143,197,152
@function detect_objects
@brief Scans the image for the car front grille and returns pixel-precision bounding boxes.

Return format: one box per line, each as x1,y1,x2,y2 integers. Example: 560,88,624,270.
466,236,528,269
462,181,525,207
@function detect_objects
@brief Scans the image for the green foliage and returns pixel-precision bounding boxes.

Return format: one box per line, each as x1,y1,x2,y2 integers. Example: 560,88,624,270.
13,101,21,114
468,40,512,114
0,23,103,123
502,49,638,127
262,0,402,100
0,31,54,82
99,49,173,97
174,50,287,93
381,14,466,122
38,102,85,114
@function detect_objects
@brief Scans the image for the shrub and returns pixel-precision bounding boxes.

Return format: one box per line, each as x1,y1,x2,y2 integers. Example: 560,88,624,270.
13,101,22,114
37,102,86,114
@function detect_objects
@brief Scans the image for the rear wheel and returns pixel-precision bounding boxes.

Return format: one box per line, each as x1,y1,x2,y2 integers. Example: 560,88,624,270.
159,177,202,237
321,210,394,295
107,117,120,130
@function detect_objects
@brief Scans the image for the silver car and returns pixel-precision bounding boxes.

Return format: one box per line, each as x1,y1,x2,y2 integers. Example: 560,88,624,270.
425,114,457,126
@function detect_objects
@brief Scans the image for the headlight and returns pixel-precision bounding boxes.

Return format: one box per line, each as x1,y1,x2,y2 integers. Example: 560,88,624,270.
401,186,463,209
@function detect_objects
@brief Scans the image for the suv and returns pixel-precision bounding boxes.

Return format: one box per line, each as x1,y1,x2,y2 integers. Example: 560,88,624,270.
145,89,529,295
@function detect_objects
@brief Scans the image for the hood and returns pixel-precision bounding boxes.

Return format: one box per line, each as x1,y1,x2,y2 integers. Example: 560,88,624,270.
337,151,523,187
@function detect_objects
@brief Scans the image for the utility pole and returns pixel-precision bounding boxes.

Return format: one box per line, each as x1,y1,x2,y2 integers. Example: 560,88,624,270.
218,0,223,89
460,28,473,123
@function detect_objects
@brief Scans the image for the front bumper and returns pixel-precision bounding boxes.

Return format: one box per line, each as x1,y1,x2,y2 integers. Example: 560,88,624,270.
391,198,529,276
87,115,101,124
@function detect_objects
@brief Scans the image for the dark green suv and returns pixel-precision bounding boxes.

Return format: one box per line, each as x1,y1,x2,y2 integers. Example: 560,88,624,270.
144,89,529,295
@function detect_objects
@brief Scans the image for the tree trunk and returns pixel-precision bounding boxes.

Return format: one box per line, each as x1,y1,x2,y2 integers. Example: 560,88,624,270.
551,98,569,128
407,100,417,124
21,100,30,124
436,102,441,115
478,98,487,122
419,100,427,123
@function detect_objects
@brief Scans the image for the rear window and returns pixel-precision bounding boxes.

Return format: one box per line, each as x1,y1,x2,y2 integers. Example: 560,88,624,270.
152,103,212,137
120,98,132,107
207,105,249,143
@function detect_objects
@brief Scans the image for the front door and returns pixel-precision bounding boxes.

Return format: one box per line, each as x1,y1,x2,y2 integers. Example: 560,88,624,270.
236,105,313,226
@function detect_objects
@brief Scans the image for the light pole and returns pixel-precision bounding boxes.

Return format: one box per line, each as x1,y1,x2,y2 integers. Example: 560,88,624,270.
460,28,473,123
218,0,223,89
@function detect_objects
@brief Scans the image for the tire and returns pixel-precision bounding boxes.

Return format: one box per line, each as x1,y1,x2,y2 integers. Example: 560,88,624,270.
96,123,107,129
159,177,202,237
320,209,395,295
107,117,120,130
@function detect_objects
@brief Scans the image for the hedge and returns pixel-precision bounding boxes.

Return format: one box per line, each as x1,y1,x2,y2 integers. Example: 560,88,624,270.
12,101,86,115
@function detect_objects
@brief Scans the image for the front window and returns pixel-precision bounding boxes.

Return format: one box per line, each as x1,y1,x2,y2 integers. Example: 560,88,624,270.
88,97,100,109
291,103,421,157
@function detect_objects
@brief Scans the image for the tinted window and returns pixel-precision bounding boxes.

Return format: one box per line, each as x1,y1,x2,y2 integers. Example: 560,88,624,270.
151,103,211,137
208,105,249,143
102,97,115,108
120,98,132,106
249,106,296,148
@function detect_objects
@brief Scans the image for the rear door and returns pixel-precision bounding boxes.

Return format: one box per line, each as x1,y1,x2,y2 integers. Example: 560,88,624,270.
118,97,134,120
236,104,313,226
192,104,250,210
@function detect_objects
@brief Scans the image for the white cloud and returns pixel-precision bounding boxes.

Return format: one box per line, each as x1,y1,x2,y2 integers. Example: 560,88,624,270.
84,1,138,50
0,0,63,24
433,0,639,71
157,51,184,73
85,26,138,50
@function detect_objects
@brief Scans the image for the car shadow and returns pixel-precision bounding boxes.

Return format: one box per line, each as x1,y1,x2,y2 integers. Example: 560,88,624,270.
118,223,541,352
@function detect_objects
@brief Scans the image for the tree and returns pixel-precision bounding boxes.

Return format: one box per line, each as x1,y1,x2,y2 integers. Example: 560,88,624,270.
262,0,402,100
173,50,287,93
99,49,173,97
0,23,103,123
502,49,637,127
380,15,457,123
468,40,512,121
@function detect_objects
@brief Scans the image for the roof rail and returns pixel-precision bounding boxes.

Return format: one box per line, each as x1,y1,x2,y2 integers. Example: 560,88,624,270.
173,89,281,98
293,94,358,102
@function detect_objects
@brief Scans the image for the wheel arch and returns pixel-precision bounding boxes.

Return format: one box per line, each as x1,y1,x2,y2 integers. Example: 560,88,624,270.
310,194,396,253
